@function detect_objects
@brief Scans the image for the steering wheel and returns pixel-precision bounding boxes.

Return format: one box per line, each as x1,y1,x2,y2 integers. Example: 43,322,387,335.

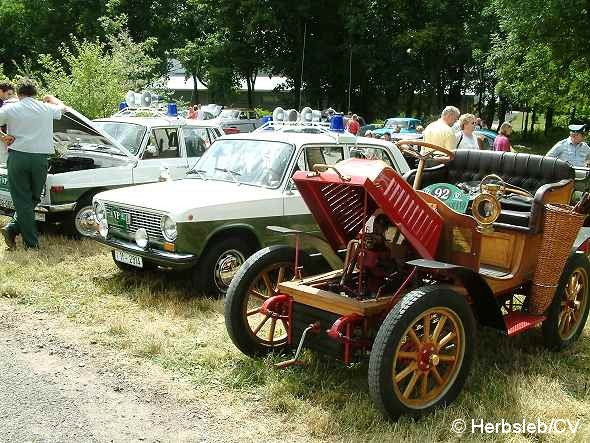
479,174,533,198
262,167,281,186
395,140,456,190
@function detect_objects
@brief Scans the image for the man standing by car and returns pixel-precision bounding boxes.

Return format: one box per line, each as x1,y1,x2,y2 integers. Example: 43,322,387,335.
0,82,15,156
423,106,460,151
0,78,66,250
546,124,590,167
346,114,360,135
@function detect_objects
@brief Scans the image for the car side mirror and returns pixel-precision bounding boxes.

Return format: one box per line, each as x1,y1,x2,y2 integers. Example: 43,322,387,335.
145,145,158,156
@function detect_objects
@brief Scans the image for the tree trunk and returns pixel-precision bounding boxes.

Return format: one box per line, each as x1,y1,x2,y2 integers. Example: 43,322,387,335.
544,107,554,136
530,108,536,133
496,96,508,131
191,73,199,105
571,106,577,123
523,107,529,135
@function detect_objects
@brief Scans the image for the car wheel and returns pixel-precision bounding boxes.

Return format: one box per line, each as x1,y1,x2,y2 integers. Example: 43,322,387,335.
542,253,590,351
111,251,155,273
225,245,304,357
368,285,476,420
195,236,256,297
64,197,96,238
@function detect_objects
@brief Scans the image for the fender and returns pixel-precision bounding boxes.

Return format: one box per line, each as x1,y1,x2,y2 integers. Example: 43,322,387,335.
571,227,590,253
406,258,505,331
267,225,344,270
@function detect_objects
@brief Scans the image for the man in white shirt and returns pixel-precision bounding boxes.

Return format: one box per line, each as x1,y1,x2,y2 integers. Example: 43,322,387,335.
0,78,66,249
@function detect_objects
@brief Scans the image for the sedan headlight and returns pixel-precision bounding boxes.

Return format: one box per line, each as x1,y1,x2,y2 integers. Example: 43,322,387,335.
93,201,108,237
94,201,106,222
161,215,177,242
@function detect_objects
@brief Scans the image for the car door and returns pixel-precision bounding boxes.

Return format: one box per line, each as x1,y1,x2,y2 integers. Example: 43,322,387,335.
182,126,212,169
283,144,345,217
132,126,189,183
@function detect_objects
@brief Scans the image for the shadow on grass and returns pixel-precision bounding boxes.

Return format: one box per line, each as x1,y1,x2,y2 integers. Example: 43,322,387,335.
91,269,223,317
218,325,590,436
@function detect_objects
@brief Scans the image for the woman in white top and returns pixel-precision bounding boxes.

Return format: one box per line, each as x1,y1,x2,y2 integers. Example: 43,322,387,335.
455,113,481,150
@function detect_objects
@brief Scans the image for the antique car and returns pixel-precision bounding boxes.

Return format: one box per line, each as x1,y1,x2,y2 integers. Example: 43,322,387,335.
224,141,590,419
91,115,410,296
0,106,223,237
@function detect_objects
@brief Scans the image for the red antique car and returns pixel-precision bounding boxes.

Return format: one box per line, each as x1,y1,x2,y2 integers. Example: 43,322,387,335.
224,141,590,419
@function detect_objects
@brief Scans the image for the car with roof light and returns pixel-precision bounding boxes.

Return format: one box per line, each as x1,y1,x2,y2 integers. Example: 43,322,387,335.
200,105,261,133
91,108,410,296
0,104,223,237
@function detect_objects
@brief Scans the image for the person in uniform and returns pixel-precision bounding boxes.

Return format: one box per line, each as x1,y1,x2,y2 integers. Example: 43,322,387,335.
546,124,590,167
0,78,66,250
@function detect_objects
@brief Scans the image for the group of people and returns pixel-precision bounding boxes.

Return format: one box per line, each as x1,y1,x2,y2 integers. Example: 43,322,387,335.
407,105,590,167
0,79,67,250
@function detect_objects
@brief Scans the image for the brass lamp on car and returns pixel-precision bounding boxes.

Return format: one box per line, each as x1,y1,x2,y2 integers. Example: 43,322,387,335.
472,175,504,233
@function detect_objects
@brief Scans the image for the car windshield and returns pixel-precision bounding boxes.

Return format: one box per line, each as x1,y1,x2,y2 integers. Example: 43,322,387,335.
93,121,146,155
191,139,294,188
385,119,414,129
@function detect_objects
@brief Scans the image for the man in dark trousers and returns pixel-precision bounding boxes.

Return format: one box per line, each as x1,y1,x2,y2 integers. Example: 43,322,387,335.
0,78,66,250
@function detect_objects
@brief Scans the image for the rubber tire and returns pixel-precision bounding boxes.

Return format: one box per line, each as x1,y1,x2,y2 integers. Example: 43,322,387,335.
63,197,94,238
225,245,304,357
542,253,590,351
194,236,256,298
111,250,155,272
368,285,476,420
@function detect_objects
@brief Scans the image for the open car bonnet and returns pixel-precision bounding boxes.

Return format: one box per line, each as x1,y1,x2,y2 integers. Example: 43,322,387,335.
54,108,134,158
292,158,443,259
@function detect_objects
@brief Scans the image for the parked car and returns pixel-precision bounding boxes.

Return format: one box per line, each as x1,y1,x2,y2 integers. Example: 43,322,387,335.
91,121,410,296
225,143,588,420
373,117,421,137
210,108,262,133
0,108,224,237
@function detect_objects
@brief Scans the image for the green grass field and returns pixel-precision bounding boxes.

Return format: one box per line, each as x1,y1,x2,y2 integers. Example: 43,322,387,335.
1,220,589,442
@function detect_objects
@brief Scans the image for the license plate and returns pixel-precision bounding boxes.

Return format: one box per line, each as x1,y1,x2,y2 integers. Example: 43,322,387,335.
107,208,131,229
114,250,143,268
0,196,14,210
34,212,46,221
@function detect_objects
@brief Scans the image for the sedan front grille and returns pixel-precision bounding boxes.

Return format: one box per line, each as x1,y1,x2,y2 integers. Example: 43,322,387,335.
104,203,164,242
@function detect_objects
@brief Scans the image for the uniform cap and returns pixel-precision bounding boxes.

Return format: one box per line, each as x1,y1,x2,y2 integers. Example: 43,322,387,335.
568,124,586,133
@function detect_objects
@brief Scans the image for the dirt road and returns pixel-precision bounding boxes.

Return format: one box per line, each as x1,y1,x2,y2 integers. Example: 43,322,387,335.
0,300,306,443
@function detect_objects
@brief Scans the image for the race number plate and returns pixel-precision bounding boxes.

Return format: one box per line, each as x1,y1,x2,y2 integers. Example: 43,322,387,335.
34,212,46,222
107,207,131,229
114,250,143,268
423,183,469,214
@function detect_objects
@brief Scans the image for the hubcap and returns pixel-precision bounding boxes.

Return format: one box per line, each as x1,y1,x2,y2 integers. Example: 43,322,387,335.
75,206,97,237
558,267,588,340
214,249,246,292
392,307,465,409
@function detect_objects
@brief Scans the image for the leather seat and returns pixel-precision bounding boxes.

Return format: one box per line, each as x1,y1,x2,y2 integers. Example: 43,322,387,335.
405,150,575,233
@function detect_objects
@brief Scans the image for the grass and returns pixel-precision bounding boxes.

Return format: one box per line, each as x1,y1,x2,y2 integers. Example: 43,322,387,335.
1,217,589,442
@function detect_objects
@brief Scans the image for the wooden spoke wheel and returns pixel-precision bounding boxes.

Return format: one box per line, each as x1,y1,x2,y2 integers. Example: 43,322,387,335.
369,286,475,419
392,307,464,409
543,253,590,350
225,245,306,357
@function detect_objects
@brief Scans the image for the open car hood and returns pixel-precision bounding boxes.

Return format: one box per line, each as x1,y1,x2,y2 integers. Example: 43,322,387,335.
54,108,134,158
292,158,443,259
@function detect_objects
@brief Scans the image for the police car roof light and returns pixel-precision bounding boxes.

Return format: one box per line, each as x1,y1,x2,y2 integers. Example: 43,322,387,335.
330,114,345,133
167,103,178,117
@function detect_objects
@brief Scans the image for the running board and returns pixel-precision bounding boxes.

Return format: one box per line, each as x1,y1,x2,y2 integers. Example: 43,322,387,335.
503,312,546,336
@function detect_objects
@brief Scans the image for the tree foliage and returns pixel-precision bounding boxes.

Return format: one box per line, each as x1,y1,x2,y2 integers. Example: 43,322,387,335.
1,0,589,124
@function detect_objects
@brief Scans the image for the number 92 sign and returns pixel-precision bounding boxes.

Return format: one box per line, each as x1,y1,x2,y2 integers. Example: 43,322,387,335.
423,183,469,214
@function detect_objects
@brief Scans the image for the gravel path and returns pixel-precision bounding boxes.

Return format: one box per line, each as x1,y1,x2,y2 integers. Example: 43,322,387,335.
0,301,306,443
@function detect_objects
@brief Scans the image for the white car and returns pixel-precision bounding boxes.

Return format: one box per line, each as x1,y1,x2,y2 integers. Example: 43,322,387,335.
92,121,410,296
0,108,223,237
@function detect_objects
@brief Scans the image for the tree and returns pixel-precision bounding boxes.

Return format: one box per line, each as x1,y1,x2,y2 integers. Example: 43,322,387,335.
37,26,158,119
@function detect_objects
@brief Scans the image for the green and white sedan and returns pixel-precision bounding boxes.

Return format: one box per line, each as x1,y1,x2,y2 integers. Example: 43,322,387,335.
0,109,223,237
92,128,410,296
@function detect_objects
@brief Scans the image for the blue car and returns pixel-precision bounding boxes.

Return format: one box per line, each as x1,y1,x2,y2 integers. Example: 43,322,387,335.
373,117,421,137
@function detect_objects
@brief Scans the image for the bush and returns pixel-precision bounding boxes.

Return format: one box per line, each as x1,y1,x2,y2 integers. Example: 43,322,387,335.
37,27,158,119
